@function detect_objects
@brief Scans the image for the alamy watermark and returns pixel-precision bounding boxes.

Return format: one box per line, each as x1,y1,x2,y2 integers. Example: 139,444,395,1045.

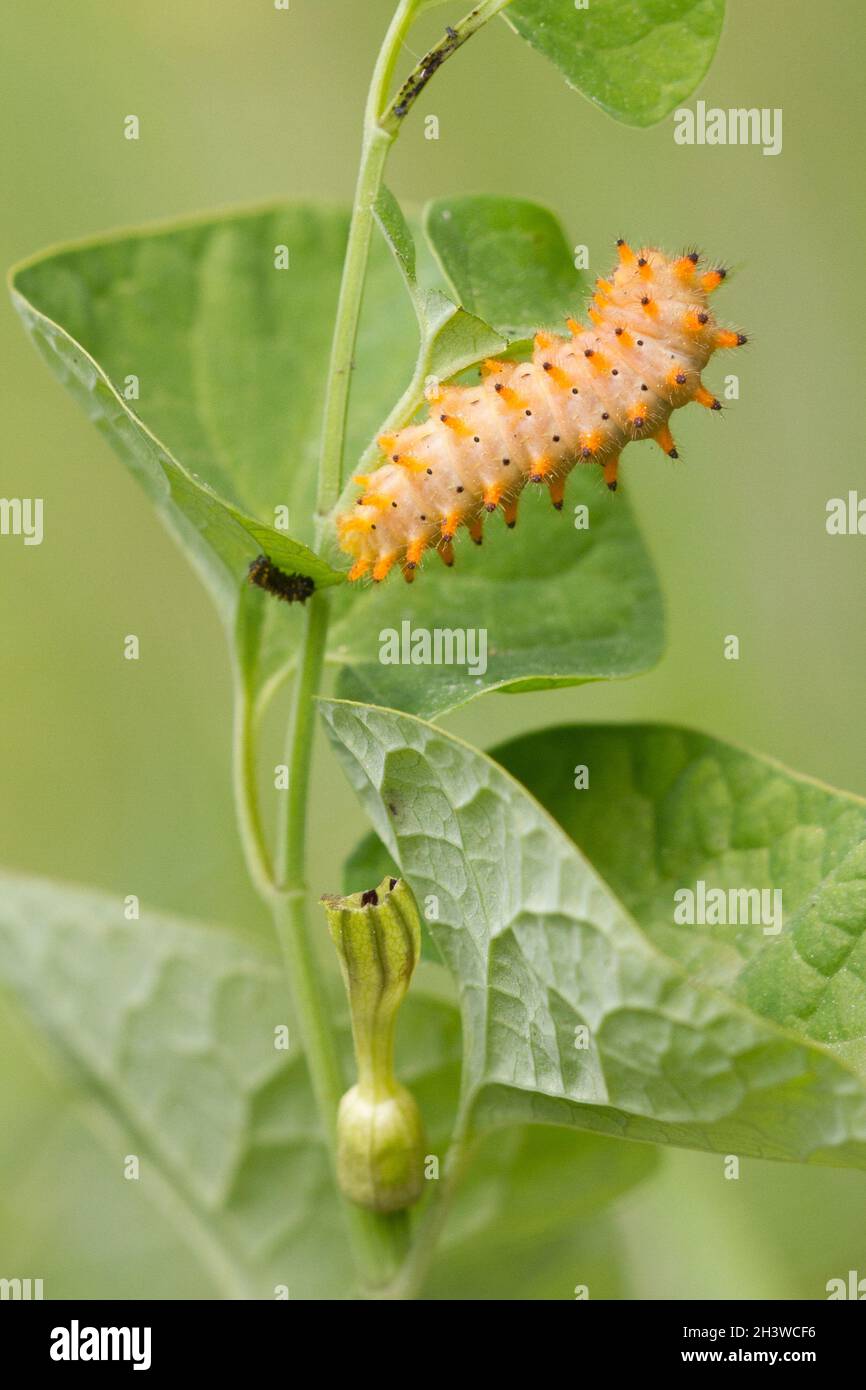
827,1270,866,1299
826,491,866,535
50,1321,151,1371
674,101,782,157
0,1276,43,1299
0,497,43,545
379,620,487,676
674,879,783,935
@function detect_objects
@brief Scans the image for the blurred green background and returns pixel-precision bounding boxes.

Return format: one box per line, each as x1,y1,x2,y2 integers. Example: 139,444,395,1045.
1,0,864,1298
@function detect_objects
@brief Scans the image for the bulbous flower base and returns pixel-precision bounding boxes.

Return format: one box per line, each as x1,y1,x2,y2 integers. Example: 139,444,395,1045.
336,1083,425,1213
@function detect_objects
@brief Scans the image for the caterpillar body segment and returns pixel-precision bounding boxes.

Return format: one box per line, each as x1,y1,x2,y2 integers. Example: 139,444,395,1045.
337,242,746,583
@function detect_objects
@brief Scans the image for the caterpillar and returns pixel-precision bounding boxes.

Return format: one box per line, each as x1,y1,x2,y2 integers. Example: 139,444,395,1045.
247,554,315,603
336,240,746,584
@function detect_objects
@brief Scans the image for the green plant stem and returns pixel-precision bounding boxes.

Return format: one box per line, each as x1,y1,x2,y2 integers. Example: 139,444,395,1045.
315,0,419,523
246,0,510,1296
385,1130,472,1299
380,0,514,134
273,593,339,1139
270,594,411,1290
264,1,424,1291
232,666,276,903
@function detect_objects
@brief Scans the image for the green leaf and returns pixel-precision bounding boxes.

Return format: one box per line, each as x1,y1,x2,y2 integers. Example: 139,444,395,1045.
374,186,419,287
504,0,727,127
0,872,457,1298
362,185,508,451
425,1127,655,1298
10,206,363,609
424,195,585,339
10,202,423,704
342,827,398,901
321,699,866,1171
0,871,655,1298
495,724,866,1072
12,196,662,719
331,468,663,717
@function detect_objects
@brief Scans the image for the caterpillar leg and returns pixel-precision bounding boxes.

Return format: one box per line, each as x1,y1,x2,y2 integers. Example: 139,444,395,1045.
348,558,371,582
548,475,566,510
404,537,426,572
693,383,722,411
439,539,455,567
483,483,504,512
603,455,620,492
503,496,519,529
701,268,727,293
372,553,398,583
468,517,484,545
529,455,553,483
654,424,679,459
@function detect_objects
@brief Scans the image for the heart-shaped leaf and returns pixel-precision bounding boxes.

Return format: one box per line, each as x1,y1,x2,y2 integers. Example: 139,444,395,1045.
0,871,655,1298
321,699,866,1170
9,202,419,703
12,195,663,718
504,0,727,128
10,207,371,606
495,723,866,1064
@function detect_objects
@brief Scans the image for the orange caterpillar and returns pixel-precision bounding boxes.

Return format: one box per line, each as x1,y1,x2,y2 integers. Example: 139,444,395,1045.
337,240,746,583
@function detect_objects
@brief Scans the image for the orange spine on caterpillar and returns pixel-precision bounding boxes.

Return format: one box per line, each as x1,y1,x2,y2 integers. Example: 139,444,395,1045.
336,241,747,584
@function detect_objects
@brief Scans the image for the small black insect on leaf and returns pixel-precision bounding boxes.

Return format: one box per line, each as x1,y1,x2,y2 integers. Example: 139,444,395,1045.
247,555,315,604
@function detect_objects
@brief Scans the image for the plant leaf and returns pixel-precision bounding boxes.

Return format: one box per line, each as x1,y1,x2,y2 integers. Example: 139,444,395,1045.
331,469,663,717
12,196,662,719
355,186,508,460
424,195,585,339
10,202,422,703
321,699,866,1171
0,871,655,1298
10,206,369,607
495,724,866,1072
0,872,458,1297
424,1126,655,1298
504,0,727,128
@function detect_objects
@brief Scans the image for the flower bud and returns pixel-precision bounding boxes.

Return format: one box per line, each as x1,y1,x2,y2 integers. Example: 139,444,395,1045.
321,876,426,1213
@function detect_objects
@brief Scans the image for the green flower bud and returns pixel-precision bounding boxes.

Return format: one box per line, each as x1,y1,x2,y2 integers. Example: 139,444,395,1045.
321,876,426,1214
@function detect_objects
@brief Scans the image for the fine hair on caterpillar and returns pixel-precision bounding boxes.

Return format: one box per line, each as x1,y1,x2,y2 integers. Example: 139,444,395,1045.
336,240,747,585
247,554,315,604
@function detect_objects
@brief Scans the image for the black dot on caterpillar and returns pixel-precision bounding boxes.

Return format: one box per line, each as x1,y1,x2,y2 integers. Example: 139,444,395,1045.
247,554,315,604
337,240,747,584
